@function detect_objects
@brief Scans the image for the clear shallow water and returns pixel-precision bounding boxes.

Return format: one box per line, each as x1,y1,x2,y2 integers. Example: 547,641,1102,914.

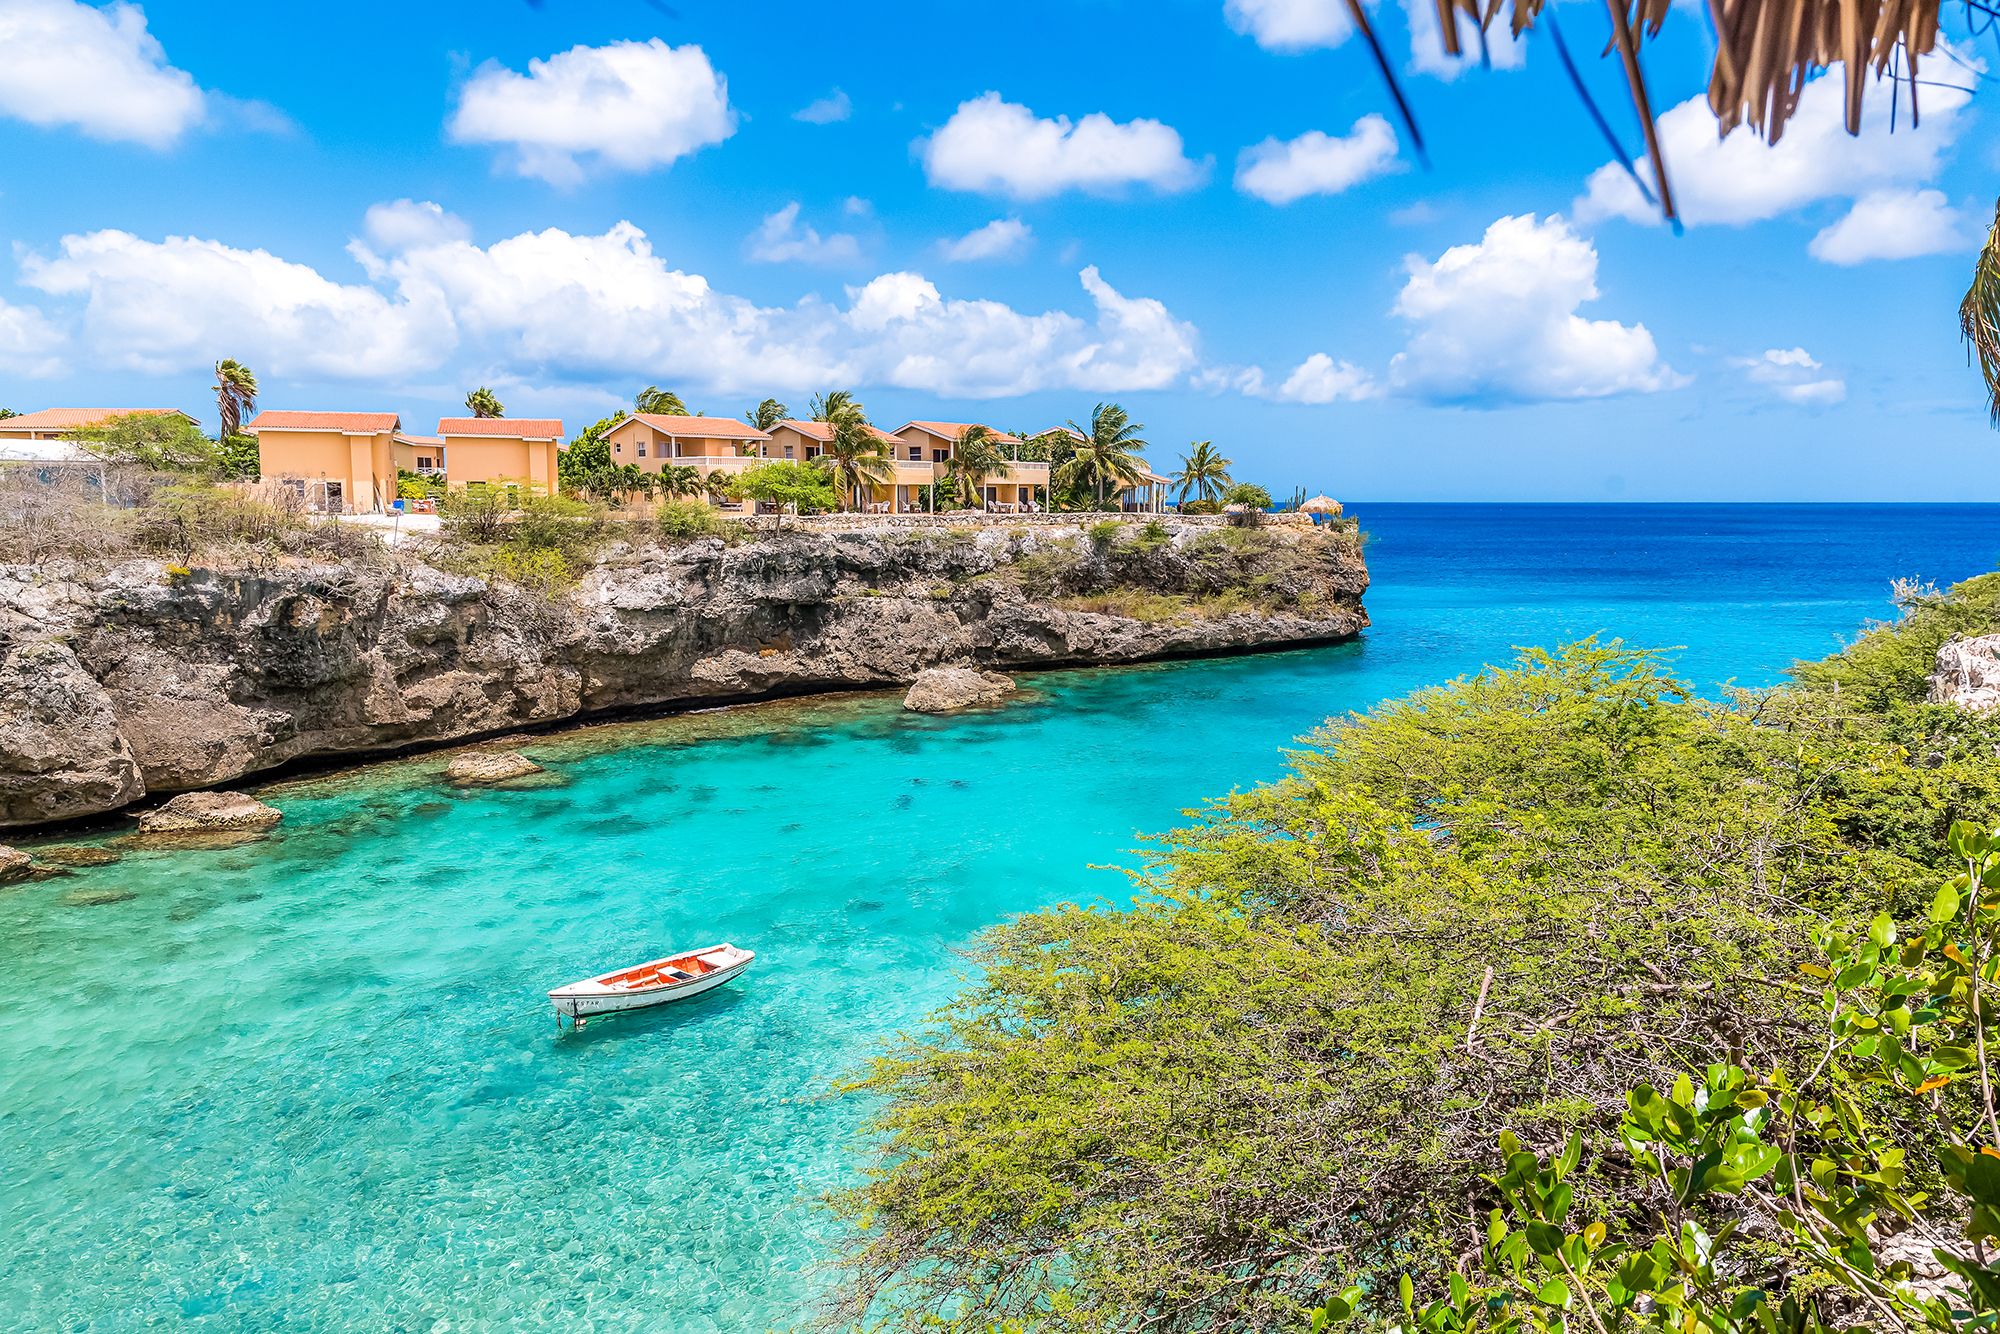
3,504,1996,1332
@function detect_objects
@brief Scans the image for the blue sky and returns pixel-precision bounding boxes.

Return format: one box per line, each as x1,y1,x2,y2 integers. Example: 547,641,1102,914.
0,0,1994,500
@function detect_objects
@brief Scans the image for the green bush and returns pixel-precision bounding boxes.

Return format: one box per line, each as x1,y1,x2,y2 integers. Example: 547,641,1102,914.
1133,518,1171,551
827,608,2000,1331
1087,519,1121,549
657,500,725,541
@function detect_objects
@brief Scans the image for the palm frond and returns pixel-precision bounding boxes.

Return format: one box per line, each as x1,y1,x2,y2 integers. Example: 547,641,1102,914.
1963,196,2000,427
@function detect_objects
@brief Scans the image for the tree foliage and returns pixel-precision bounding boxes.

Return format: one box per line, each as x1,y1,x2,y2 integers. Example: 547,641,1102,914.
1319,818,2000,1334
637,386,689,416
1172,440,1234,504
1055,403,1148,506
746,397,789,431
71,412,220,474
827,574,2000,1332
213,358,257,441
463,386,504,418
735,459,837,527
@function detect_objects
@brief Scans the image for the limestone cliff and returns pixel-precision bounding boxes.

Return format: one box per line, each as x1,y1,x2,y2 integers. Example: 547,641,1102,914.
0,518,1368,829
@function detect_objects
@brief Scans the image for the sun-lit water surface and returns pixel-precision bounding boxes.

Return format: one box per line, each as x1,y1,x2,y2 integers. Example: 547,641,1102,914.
3,504,1996,1331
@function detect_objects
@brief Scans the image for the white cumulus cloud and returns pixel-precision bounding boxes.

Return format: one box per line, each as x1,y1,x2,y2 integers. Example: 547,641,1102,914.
1575,63,1971,227
1388,213,1685,403
1236,115,1400,204
0,0,206,147
1276,353,1378,402
21,230,452,378
1224,0,1352,51
744,202,862,264
918,92,1205,200
1809,188,1970,265
21,219,1202,399
362,199,472,251
1736,347,1846,406
0,297,66,378
794,89,851,124
448,39,736,186
939,218,1033,262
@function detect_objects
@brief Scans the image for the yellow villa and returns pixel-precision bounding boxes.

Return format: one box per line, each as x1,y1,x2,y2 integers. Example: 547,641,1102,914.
250,411,404,513
439,417,563,493
393,434,446,478
888,421,1050,513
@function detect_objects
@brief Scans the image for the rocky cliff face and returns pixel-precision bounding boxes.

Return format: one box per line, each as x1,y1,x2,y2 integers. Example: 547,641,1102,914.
0,518,1367,829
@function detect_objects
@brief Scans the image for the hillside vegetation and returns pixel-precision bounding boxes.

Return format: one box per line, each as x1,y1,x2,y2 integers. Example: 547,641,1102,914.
827,573,2000,1332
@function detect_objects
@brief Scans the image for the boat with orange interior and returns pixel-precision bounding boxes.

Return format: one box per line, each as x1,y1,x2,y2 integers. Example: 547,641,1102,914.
549,943,754,1027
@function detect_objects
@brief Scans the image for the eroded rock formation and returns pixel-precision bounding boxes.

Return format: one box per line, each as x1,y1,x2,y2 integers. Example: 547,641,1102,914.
0,519,1368,828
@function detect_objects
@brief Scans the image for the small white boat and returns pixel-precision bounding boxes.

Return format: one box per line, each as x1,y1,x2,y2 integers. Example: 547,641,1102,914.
549,943,755,1026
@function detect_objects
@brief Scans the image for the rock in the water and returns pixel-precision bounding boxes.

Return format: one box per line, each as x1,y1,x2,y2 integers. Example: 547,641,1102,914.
445,750,544,785
0,845,32,883
33,844,123,867
136,790,283,834
1929,634,2000,713
903,666,1018,714
0,640,145,827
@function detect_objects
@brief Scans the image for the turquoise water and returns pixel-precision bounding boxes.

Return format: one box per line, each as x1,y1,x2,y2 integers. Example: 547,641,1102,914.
3,504,1996,1331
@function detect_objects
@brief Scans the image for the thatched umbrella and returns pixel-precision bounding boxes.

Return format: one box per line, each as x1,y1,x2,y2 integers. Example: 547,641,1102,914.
1299,495,1343,515
1334,0,1997,422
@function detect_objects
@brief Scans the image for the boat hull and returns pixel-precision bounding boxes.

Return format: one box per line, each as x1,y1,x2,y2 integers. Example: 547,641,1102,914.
549,956,752,1018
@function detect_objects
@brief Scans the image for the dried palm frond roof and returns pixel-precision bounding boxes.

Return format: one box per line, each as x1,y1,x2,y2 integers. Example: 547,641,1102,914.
1337,0,1998,422
1347,0,1960,224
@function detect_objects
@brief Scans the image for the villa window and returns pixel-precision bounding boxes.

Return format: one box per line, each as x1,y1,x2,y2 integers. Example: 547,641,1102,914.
784,445,795,458
907,446,921,461
614,442,623,454
638,444,647,458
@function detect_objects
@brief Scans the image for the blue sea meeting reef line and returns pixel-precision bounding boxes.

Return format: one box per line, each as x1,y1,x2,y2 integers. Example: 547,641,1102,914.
2,503,1996,1331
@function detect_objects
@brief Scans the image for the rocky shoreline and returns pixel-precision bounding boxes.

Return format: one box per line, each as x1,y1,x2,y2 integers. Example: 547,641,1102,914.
0,517,1369,831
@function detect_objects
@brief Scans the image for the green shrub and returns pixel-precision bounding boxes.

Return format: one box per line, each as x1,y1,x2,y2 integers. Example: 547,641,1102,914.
1133,518,1171,551
656,500,725,541
437,486,508,542
1087,519,1121,549
828,627,2000,1331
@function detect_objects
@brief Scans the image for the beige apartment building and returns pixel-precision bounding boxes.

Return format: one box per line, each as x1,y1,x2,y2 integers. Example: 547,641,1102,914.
250,411,403,513
439,418,563,492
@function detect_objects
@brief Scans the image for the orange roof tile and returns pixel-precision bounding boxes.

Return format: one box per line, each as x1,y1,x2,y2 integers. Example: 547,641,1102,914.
438,417,563,440
394,434,444,447
628,414,769,440
0,408,192,432
771,419,834,440
250,410,400,433
898,420,1024,446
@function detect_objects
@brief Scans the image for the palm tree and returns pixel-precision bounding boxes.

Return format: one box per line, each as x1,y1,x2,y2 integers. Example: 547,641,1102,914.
1055,403,1147,508
1965,198,2000,428
944,426,1008,510
464,387,504,418
213,359,258,440
746,398,789,431
659,464,703,499
636,386,689,415
808,389,866,431
810,389,890,509
821,431,894,510
1171,441,1233,505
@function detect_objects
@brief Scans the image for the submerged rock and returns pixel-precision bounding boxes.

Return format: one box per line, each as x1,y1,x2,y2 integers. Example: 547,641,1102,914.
136,791,283,835
445,750,545,785
32,844,123,868
0,845,32,883
1930,635,2000,713
904,667,1018,714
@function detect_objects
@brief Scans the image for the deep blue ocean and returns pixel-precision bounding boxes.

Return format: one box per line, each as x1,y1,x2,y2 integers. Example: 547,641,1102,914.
2,504,1995,1331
